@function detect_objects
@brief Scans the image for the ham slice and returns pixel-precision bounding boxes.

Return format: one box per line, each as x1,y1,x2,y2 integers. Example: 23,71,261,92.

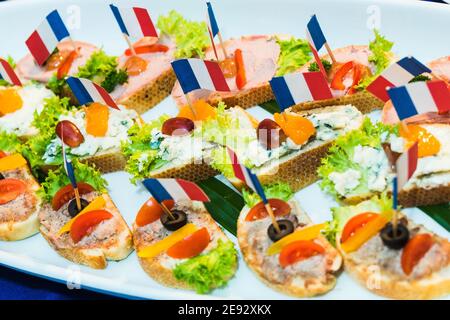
16,40,98,83
110,37,176,103
428,55,450,83
171,35,280,107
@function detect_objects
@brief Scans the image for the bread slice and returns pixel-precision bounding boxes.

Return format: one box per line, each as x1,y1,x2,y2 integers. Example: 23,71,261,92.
339,217,450,300
148,160,219,182
133,201,237,291
39,193,133,269
208,83,275,110
237,199,342,297
0,165,41,241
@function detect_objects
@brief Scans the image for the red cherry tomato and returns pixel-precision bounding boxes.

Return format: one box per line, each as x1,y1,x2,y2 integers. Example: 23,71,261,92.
401,233,434,275
246,199,291,222
166,227,210,259
51,182,95,211
234,49,247,90
135,197,175,227
57,49,78,79
0,178,27,204
70,210,113,243
55,120,85,148
279,240,325,268
341,212,379,243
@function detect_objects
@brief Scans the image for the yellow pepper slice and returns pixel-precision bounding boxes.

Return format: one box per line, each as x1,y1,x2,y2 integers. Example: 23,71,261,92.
341,211,393,253
58,195,106,235
0,154,28,171
138,223,198,258
267,223,326,255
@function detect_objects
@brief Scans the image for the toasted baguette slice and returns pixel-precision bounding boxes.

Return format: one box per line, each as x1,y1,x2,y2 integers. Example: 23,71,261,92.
225,105,364,192
133,201,238,292
238,199,342,297
148,159,219,182
39,192,133,269
0,165,41,241
339,217,450,300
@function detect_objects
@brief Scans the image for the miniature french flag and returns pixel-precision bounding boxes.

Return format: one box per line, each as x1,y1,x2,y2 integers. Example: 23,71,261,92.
66,77,119,110
367,57,431,102
61,141,77,189
206,2,220,59
0,58,22,86
171,58,230,94
142,178,210,204
393,142,418,209
270,71,333,111
227,148,268,204
25,10,70,66
109,4,158,39
387,80,450,120
306,15,328,77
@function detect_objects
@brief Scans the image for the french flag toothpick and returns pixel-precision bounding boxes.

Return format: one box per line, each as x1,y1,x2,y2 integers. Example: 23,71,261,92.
367,56,431,102
109,4,158,39
227,147,268,204
387,80,450,120
142,178,210,204
171,58,230,94
206,2,220,60
66,77,119,110
270,71,332,111
306,15,332,77
392,142,418,209
25,10,70,66
0,58,22,86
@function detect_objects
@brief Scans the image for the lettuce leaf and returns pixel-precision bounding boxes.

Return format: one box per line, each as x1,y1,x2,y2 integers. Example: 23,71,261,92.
37,160,107,204
173,240,237,294
318,118,397,199
76,50,128,92
121,115,170,183
0,131,21,153
209,147,234,178
322,194,392,245
157,10,209,58
356,30,394,90
276,37,311,76
242,182,294,207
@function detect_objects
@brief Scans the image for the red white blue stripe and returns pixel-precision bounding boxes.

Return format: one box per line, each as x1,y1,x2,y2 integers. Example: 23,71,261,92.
0,58,22,86
306,15,328,77
61,138,77,189
142,178,210,204
367,57,431,102
25,10,70,66
270,71,332,111
171,58,230,94
66,77,119,110
393,142,418,209
109,4,158,39
387,80,450,120
227,148,268,204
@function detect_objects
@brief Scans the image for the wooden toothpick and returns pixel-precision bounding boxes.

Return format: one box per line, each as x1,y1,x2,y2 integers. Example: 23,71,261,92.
160,201,175,220
184,93,198,120
217,32,228,60
265,202,281,234
123,34,136,56
324,43,336,64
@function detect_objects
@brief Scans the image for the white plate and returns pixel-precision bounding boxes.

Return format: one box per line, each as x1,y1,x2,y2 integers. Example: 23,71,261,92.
0,0,449,300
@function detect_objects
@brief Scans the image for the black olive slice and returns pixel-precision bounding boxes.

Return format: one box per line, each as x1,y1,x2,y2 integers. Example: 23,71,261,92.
160,209,187,231
0,173,4,180
268,219,295,242
67,198,90,218
380,222,410,250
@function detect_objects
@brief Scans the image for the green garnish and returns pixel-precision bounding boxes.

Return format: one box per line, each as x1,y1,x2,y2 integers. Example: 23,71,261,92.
276,37,311,76
0,131,21,153
308,59,332,73
409,74,431,83
242,182,294,207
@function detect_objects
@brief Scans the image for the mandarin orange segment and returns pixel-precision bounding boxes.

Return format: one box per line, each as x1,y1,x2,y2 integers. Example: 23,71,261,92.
400,124,440,157
85,103,109,137
0,88,23,116
274,113,315,145
177,99,216,121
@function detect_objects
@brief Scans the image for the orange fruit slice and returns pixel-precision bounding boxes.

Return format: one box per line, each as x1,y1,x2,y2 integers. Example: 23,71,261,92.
274,112,315,145
400,124,440,158
85,102,109,137
177,99,217,121
0,88,23,116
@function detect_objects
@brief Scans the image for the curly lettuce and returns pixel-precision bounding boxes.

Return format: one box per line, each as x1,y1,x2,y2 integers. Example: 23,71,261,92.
276,37,311,76
0,131,21,153
76,50,128,92
242,182,294,207
356,29,394,90
322,194,392,245
318,118,398,199
308,59,332,73
37,160,107,204
121,115,170,183
157,10,209,58
173,240,237,294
